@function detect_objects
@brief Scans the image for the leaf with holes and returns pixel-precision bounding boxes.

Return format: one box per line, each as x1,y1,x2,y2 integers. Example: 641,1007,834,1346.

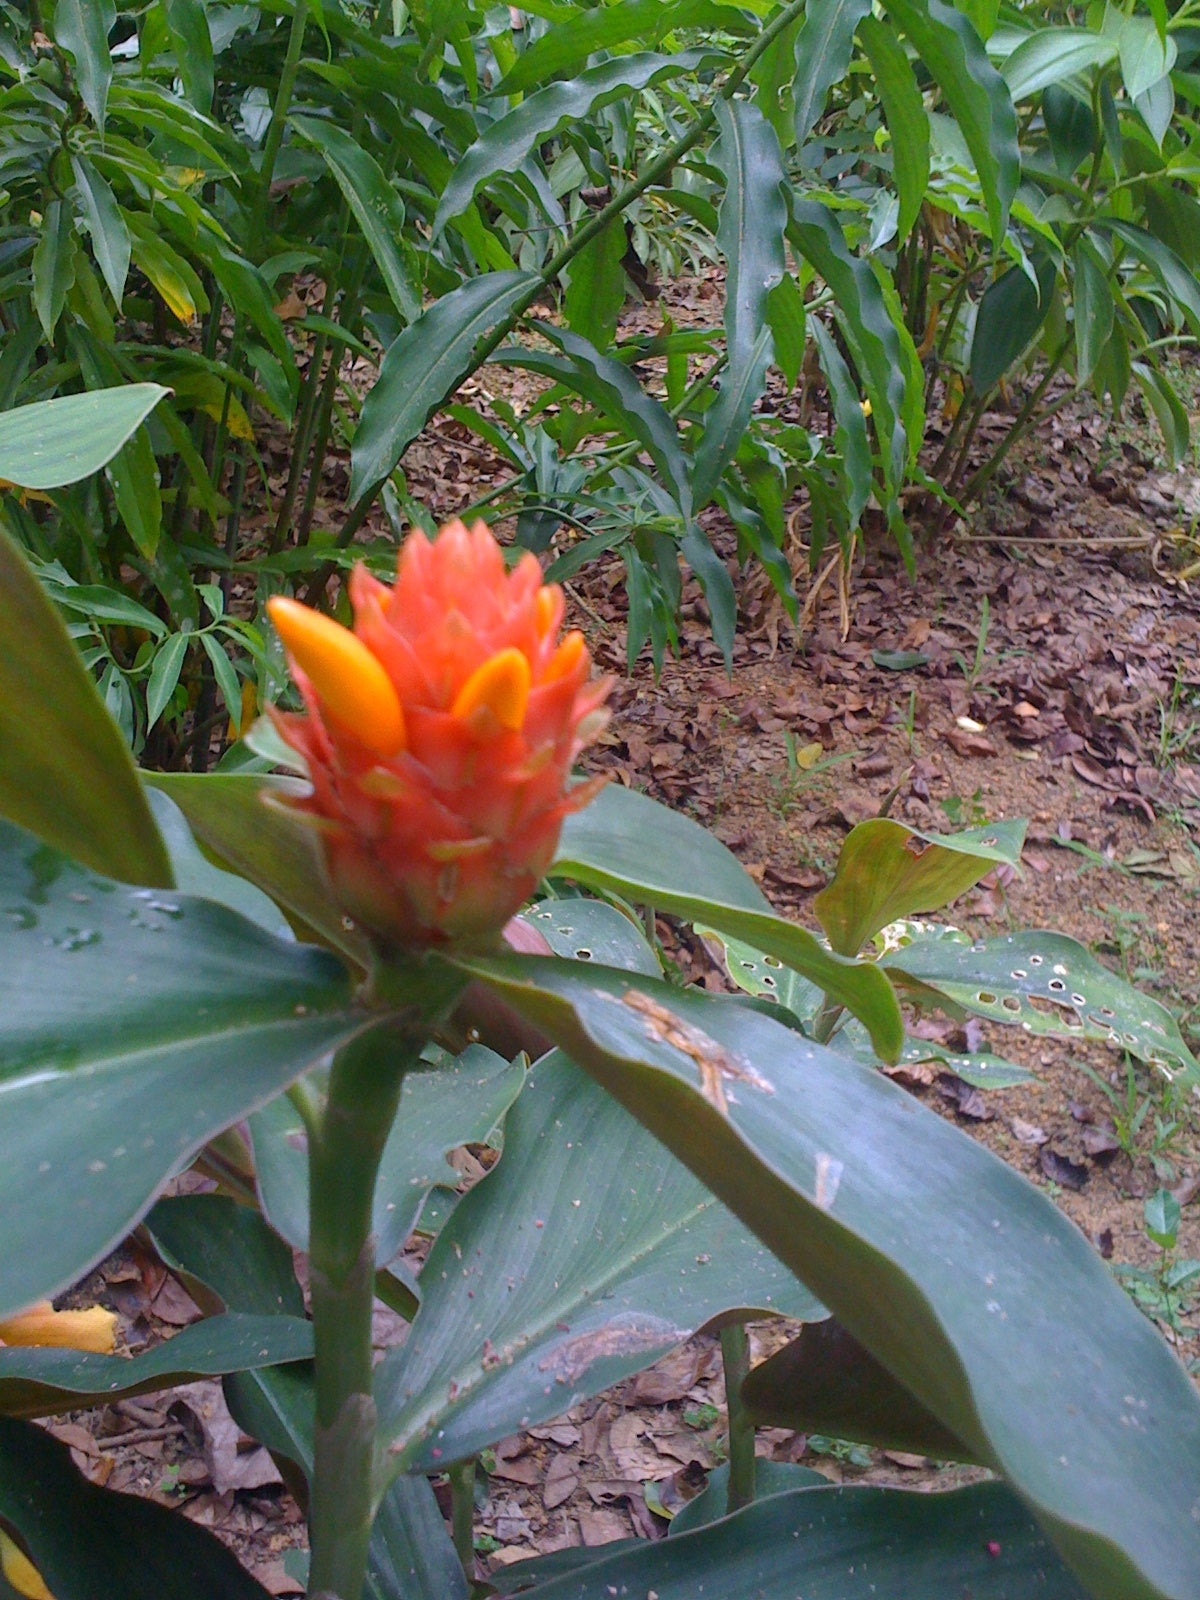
813,817,1026,957
519,898,660,976
374,1052,823,1476
882,930,1200,1093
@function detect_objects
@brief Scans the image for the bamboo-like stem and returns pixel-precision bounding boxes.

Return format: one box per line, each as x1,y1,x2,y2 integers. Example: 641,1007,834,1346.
960,340,1073,504
256,0,310,258
721,1323,755,1514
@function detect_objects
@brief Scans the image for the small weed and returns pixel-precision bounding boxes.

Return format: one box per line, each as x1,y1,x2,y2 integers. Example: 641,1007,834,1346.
1113,1189,1200,1349
683,1403,721,1430
1156,668,1200,770
939,789,988,829
1090,905,1159,983
806,1435,874,1469
768,733,855,818
953,595,992,690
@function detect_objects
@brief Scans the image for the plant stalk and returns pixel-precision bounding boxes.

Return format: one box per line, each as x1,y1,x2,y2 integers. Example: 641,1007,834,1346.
448,1460,476,1584
721,1322,755,1514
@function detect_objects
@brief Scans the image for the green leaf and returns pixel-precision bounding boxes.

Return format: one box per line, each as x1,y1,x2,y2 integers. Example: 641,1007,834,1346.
292,116,420,323
555,783,903,1059
0,1417,272,1600
145,1194,307,1319
145,632,188,729
0,385,169,491
680,523,738,668
882,0,1018,244
145,772,369,964
810,318,872,530
434,52,706,232
791,0,872,147
459,956,1200,1600
145,787,295,940
70,155,131,305
1044,83,1098,177
1072,237,1114,383
31,200,76,341
1002,28,1117,103
693,100,787,508
251,1044,527,1265
1132,361,1190,468
494,1481,1089,1597
0,821,359,1319
106,424,163,560
164,0,215,112
200,630,242,727
858,15,929,243
1104,220,1200,340
521,897,661,975
350,272,538,502
374,1051,824,1475
365,1477,470,1600
969,254,1057,393
53,0,115,131
666,1461,828,1536
764,271,806,388
1117,14,1176,102
813,817,1026,956
883,929,1200,1092
789,201,911,489
0,524,172,886
742,1318,974,1458
562,218,627,354
496,326,691,516
494,0,735,93
0,1314,312,1421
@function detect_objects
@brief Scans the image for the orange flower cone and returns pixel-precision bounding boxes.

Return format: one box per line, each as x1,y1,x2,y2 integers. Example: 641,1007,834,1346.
268,519,610,948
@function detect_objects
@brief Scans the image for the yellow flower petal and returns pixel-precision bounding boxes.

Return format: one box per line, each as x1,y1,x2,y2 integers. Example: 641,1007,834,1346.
451,647,530,732
268,597,405,759
543,630,586,684
0,1533,54,1600
0,1302,117,1354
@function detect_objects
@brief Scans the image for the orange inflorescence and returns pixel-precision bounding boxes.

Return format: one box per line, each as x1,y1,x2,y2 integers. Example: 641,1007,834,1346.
268,519,610,948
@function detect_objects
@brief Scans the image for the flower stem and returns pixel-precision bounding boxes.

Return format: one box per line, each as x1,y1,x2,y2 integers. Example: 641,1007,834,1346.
305,1019,425,1600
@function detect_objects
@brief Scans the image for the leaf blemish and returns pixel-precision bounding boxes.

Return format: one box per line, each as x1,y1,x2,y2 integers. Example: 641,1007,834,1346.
615,988,774,1116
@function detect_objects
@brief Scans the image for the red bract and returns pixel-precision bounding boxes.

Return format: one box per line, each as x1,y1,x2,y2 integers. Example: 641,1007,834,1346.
268,519,609,948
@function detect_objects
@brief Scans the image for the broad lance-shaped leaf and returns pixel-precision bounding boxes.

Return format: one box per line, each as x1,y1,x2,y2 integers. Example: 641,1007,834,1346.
881,0,1019,245
693,99,787,508
0,820,361,1320
374,1052,824,1476
350,272,539,502
555,783,903,1060
0,523,172,887
791,0,872,147
0,1417,272,1600
250,1045,527,1265
813,816,1026,956
0,385,169,493
883,929,1200,1093
491,1480,1090,1598
858,13,929,243
457,954,1200,1600
433,52,707,232
0,1315,312,1421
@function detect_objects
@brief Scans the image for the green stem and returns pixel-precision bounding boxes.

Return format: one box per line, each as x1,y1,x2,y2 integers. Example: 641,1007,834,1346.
448,1460,476,1584
960,338,1071,504
256,0,310,258
305,1019,424,1600
331,0,811,553
721,1323,755,1514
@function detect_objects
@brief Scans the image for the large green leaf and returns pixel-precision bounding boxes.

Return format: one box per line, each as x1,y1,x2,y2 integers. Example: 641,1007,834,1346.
53,0,116,131
813,817,1026,956
1002,28,1118,102
1104,220,1200,339
791,0,872,147
494,1481,1089,1597
433,52,706,231
251,1044,527,1264
145,1194,307,1320
291,116,420,323
0,821,360,1319
374,1051,823,1477
562,219,627,352
810,318,872,529
555,783,902,1058
742,1317,975,1459
858,15,929,242
0,1314,312,1421
494,0,739,93
0,523,172,887
883,929,1200,1092
0,1416,272,1600
459,955,1200,1600
693,100,787,507
1073,236,1114,383
70,155,131,306
970,254,1058,393
882,0,1019,243
350,272,538,501
163,0,215,112
144,788,294,939
0,385,169,491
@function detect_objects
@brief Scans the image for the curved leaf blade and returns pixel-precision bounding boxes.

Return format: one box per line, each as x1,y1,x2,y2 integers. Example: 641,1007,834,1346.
374,1051,824,1474
350,272,538,501
1002,28,1118,103
0,524,172,887
792,0,872,147
0,385,169,491
555,784,903,1059
461,955,1200,1600
0,821,360,1319
858,15,929,242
